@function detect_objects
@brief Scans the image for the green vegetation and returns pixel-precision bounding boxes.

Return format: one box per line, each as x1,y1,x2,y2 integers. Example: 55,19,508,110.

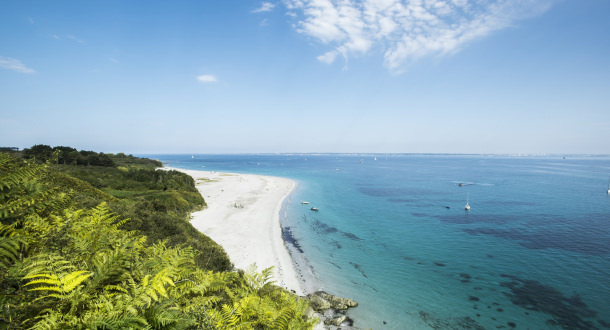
0,148,316,329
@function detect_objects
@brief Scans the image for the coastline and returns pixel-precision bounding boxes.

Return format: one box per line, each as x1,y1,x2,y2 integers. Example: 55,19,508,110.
166,167,305,296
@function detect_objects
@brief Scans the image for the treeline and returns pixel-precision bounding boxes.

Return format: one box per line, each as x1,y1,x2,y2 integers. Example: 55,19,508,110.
20,144,115,166
0,149,316,329
12,144,164,168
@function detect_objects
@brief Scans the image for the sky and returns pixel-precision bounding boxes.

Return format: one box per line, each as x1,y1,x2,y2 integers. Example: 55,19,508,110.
1,0,609,155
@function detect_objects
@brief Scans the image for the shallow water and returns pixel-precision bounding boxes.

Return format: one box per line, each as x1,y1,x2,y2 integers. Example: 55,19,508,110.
149,154,610,329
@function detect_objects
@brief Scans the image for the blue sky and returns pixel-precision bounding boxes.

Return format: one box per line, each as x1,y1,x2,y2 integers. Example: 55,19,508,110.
1,0,609,154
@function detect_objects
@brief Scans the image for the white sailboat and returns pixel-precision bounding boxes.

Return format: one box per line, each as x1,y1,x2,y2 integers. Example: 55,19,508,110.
607,177,610,194
465,193,471,211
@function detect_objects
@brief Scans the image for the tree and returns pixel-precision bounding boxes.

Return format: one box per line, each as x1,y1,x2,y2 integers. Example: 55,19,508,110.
22,144,53,162
52,146,77,165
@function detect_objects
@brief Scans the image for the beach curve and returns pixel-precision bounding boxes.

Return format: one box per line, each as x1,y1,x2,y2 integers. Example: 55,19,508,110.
166,167,305,296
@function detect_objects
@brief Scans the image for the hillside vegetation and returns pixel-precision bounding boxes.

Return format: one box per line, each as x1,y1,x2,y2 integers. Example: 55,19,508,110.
0,147,315,329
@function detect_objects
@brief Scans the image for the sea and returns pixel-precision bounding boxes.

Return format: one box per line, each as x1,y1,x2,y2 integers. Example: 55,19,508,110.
145,154,610,330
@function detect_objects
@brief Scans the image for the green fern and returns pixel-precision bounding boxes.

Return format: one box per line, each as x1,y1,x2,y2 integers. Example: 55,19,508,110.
24,270,92,299
0,224,23,269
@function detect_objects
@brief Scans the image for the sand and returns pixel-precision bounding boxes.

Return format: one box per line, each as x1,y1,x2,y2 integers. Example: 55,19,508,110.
166,167,304,295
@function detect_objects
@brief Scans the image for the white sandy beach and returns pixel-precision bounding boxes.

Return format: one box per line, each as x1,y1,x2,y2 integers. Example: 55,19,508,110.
167,167,304,296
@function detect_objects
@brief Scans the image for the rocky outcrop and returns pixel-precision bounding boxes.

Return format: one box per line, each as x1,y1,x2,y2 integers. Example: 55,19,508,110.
308,294,332,311
315,291,358,309
305,291,358,328
307,291,358,311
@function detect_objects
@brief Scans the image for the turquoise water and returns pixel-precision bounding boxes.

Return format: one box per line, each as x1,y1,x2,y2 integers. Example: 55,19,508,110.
148,154,610,329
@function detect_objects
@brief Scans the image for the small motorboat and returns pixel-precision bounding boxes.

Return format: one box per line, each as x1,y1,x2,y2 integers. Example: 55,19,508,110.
301,201,310,204
310,207,319,212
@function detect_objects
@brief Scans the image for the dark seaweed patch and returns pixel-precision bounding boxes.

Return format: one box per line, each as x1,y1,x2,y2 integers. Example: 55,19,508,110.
434,262,446,267
349,262,368,279
329,261,342,269
598,319,610,328
419,311,485,330
500,274,599,329
438,214,515,225
465,226,610,256
469,296,480,302
311,219,339,234
342,231,362,241
460,273,472,283
281,226,303,253
330,240,342,249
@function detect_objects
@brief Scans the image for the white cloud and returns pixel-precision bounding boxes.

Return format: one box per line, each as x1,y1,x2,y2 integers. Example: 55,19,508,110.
317,50,339,64
0,56,36,74
66,35,85,44
253,2,276,13
197,74,218,83
283,0,555,73
28,17,34,24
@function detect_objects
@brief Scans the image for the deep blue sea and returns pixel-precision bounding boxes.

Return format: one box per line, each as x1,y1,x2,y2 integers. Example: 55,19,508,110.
146,154,610,329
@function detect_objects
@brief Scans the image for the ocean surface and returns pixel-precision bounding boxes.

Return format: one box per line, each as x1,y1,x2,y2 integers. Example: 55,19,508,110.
146,154,610,329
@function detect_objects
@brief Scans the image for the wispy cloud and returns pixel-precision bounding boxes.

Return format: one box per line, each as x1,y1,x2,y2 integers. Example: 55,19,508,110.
0,56,36,74
66,35,85,44
197,74,218,83
283,0,555,73
253,2,276,13
28,17,34,24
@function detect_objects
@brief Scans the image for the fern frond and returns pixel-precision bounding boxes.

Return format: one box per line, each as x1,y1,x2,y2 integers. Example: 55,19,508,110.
61,270,93,292
0,224,23,268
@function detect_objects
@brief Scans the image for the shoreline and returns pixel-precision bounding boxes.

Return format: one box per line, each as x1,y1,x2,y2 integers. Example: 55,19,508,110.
166,167,306,296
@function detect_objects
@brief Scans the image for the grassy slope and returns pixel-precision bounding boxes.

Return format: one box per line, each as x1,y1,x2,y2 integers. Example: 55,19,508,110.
49,156,232,272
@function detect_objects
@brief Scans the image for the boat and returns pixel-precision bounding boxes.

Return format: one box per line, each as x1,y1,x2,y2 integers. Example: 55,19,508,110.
310,207,319,212
607,177,610,194
301,201,310,204
465,193,470,211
